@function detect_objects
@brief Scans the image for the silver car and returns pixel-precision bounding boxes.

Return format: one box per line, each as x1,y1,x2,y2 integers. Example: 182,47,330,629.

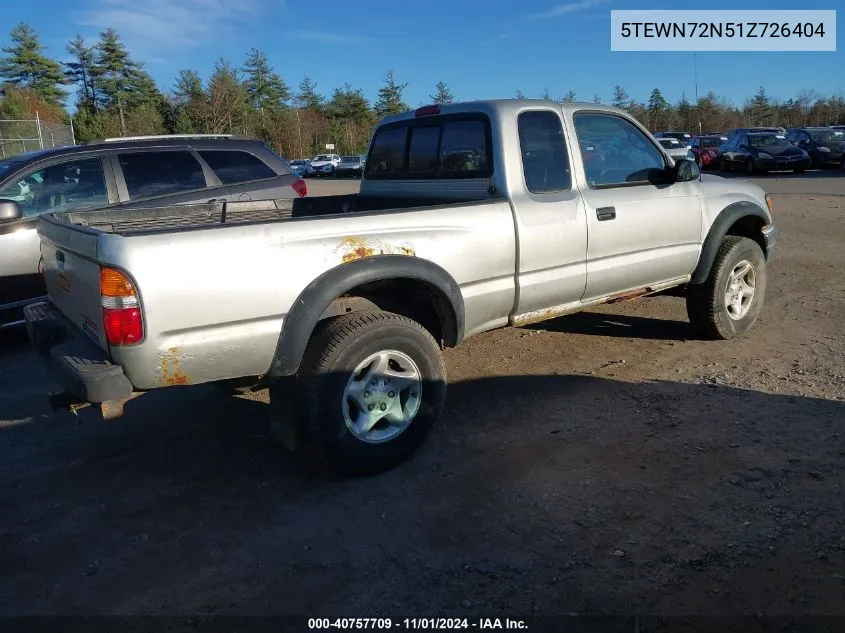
658,137,695,161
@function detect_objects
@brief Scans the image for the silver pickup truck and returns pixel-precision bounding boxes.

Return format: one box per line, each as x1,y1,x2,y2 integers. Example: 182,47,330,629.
24,100,776,475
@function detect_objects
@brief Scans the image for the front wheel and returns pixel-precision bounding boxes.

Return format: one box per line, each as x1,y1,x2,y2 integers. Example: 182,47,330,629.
299,311,447,476
686,236,767,340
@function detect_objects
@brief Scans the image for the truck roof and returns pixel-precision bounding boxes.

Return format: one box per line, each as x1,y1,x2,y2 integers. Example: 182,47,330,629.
376,99,626,126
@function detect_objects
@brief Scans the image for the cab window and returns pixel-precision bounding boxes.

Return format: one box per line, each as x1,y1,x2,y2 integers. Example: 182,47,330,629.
0,157,108,218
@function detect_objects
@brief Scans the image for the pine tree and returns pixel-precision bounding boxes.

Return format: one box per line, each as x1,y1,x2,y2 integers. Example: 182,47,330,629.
430,80,453,104
0,23,68,107
677,93,693,130
93,28,141,110
647,88,669,130
295,76,324,111
242,48,290,114
374,70,408,117
64,35,98,110
611,85,628,109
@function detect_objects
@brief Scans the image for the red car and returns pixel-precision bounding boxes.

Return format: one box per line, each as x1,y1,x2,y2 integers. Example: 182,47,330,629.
691,135,727,170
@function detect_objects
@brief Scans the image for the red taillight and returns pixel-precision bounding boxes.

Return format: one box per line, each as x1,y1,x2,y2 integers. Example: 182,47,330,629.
415,104,441,117
100,267,143,346
291,178,307,198
103,307,143,346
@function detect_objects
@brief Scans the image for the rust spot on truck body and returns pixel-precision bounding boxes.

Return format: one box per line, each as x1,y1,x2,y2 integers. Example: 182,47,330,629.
338,237,415,263
160,347,191,386
511,286,657,327
605,286,654,304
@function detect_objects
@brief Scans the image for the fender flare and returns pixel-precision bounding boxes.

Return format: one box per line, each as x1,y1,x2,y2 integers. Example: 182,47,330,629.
266,255,465,377
690,201,770,285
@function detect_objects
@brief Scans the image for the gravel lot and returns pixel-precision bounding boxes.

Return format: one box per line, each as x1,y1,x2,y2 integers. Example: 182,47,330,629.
1,171,843,618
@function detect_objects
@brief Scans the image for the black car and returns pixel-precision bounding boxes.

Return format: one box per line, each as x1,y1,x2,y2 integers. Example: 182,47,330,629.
785,127,845,169
718,132,810,174
0,134,304,328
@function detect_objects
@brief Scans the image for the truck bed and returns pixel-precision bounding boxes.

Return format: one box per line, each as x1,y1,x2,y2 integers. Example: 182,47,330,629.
53,194,498,237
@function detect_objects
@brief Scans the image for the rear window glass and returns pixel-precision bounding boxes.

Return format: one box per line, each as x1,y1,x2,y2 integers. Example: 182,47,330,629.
365,115,492,180
118,151,206,199
198,150,276,184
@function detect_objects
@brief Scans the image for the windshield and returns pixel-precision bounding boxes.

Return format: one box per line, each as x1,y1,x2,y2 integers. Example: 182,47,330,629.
341,156,359,163
313,155,331,161
659,139,682,149
749,134,790,147
809,130,844,144
701,138,723,148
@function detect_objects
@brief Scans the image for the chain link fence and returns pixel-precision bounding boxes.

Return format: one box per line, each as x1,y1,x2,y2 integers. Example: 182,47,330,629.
0,116,75,159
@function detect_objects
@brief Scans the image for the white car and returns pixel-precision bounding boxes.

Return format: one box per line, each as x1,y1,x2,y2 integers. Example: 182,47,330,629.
309,154,341,177
657,137,695,161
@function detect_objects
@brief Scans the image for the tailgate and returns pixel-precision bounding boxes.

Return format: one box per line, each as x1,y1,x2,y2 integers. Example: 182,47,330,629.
38,216,110,352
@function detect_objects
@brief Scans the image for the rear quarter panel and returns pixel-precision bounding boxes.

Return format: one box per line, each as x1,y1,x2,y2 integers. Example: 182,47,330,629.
105,201,517,389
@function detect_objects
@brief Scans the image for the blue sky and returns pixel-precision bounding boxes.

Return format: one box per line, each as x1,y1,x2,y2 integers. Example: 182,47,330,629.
4,0,842,109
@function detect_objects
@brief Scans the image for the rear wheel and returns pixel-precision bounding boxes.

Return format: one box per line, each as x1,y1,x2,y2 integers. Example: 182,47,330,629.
296,311,447,476
686,236,767,340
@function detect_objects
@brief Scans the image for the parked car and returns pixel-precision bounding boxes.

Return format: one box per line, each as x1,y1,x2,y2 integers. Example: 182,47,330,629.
0,134,305,329
655,132,692,148
691,135,728,170
24,100,775,476
310,154,341,177
656,137,694,161
718,131,810,174
288,159,314,178
334,155,366,178
785,127,845,169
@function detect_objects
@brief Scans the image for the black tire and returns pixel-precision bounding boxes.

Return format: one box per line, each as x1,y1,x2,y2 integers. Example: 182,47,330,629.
793,167,805,174
686,236,767,340
298,311,447,476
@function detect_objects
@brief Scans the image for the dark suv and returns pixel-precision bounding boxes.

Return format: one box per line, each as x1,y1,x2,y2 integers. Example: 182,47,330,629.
0,134,305,328
785,127,845,169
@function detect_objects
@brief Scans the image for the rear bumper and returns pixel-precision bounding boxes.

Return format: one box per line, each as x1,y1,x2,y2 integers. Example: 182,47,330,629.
24,301,136,412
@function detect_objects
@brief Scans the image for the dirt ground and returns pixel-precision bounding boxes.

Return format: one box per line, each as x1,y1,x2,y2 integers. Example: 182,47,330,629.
0,173,843,620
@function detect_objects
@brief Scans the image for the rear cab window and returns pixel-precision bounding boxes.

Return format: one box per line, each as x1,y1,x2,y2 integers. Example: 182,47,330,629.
117,150,207,199
517,110,571,193
198,150,277,184
364,114,492,180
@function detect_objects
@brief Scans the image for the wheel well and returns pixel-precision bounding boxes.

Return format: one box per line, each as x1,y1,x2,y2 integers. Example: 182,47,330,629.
726,215,766,254
318,278,458,348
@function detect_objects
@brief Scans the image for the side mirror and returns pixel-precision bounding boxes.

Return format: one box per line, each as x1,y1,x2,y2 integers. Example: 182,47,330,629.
0,199,22,222
674,158,701,183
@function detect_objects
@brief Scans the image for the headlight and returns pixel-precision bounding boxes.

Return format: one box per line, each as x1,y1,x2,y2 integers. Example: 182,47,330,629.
758,152,773,159
819,146,831,152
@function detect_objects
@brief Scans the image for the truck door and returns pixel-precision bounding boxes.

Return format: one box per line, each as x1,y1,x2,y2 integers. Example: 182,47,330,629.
511,109,588,319
570,110,702,301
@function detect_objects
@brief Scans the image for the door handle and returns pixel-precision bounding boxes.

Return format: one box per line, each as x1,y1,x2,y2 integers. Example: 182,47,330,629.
596,206,616,221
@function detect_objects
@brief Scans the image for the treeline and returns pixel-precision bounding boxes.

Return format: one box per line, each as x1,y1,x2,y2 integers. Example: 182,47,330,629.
1,23,844,160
